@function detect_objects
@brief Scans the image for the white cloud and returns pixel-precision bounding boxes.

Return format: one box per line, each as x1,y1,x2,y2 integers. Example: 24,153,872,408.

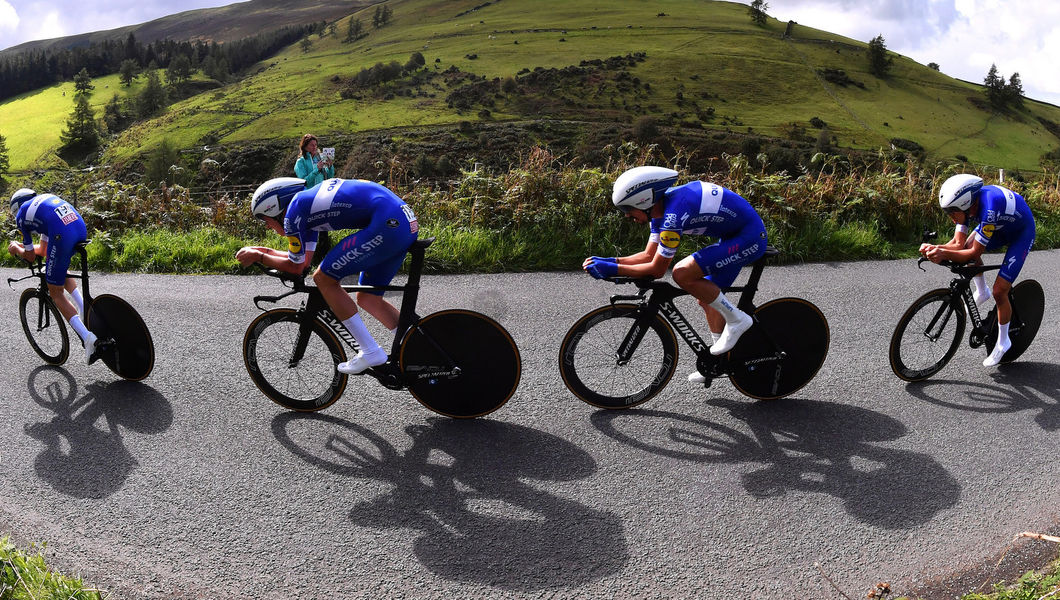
0,1,19,34
762,0,1060,105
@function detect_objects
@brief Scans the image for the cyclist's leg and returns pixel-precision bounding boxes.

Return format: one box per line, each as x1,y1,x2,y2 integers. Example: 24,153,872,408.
985,228,1033,367
683,228,767,356
44,227,97,362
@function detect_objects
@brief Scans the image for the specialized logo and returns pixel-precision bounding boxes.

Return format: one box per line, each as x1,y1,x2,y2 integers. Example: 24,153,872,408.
660,231,681,249
386,218,399,228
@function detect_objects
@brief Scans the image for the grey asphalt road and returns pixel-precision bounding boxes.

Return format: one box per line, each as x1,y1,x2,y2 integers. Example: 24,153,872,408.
1,251,1059,599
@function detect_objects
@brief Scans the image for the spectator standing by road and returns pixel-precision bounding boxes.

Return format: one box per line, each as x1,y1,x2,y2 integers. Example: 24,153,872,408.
294,134,335,189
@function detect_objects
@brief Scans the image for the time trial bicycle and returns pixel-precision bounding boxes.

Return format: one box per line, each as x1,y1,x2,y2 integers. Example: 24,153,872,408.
888,231,1045,382
7,241,155,381
242,237,522,418
559,246,830,409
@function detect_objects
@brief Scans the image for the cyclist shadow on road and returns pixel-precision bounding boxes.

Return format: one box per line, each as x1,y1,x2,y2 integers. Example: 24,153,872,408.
590,397,960,530
905,361,1060,431
23,365,173,499
271,413,628,591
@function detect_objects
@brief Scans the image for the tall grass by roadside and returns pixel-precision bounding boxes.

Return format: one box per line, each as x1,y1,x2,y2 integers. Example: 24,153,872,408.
0,536,103,599
4,145,1059,273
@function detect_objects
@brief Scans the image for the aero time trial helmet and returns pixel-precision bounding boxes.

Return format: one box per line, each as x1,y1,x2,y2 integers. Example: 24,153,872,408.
938,174,983,213
9,188,36,217
612,166,679,214
251,177,306,220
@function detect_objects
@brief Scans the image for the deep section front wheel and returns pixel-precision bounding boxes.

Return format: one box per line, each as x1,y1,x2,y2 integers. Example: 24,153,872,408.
985,278,1045,364
243,308,348,411
728,297,830,400
889,288,965,382
85,294,155,381
399,309,521,418
19,288,69,365
558,304,678,409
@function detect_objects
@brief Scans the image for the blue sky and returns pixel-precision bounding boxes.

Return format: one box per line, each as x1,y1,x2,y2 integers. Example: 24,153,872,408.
1,0,1057,105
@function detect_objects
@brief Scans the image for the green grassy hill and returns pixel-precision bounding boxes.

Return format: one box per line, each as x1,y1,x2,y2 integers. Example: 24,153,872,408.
4,0,1060,173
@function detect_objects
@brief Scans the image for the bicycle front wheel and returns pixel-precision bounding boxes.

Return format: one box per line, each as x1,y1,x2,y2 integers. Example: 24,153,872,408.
985,278,1045,364
729,297,830,400
85,294,155,381
19,288,69,365
558,304,678,409
889,288,966,382
243,308,349,411
399,309,521,418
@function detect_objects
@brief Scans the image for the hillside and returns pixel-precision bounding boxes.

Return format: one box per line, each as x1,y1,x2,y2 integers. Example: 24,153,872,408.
4,0,1060,175
0,0,373,54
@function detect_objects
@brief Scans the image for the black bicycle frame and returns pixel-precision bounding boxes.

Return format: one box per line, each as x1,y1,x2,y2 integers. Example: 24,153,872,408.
253,238,451,387
611,248,780,365
917,257,1001,347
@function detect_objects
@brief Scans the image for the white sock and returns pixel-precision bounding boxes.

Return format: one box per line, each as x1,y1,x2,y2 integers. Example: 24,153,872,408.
972,275,991,303
69,288,84,314
709,293,750,325
996,321,1011,350
69,315,96,345
341,313,383,354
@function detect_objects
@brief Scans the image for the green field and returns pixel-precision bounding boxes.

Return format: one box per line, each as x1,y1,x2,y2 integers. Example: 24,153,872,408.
4,0,1060,173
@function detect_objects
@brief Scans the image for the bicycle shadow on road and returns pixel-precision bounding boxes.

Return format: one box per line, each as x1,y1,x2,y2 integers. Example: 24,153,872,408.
905,362,1060,431
590,397,960,529
23,365,173,499
271,413,628,590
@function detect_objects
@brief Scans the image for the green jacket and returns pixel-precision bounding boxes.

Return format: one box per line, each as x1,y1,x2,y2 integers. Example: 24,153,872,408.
294,153,335,189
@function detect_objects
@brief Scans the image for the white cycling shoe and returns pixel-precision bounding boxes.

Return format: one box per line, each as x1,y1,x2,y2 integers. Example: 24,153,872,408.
688,370,708,384
337,348,388,374
709,315,753,356
983,339,1011,367
84,334,101,365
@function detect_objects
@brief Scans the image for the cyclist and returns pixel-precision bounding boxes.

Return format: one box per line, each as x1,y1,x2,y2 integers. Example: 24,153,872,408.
235,177,419,374
921,173,1036,367
584,166,767,383
7,188,100,363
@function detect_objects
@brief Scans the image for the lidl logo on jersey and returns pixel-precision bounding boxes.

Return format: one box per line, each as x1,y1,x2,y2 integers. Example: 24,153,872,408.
288,236,302,254
53,204,78,225
659,231,681,248
981,224,996,238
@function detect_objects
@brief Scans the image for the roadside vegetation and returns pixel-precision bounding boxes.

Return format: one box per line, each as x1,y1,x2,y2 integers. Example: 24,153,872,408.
3,144,1058,274
0,536,102,599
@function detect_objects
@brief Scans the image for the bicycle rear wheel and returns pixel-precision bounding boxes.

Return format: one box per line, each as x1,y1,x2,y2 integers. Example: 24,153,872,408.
399,309,521,418
729,298,830,400
85,294,155,381
985,279,1045,364
243,308,349,411
558,304,678,409
889,288,966,382
19,288,69,365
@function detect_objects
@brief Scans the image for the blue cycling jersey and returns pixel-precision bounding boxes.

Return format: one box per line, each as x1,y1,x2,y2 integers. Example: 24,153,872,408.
283,178,418,265
969,185,1035,283
971,185,1033,248
14,194,88,285
649,181,765,259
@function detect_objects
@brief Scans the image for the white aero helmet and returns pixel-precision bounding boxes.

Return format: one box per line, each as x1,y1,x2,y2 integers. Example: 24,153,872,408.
9,188,36,217
251,177,306,219
612,166,679,213
938,174,983,213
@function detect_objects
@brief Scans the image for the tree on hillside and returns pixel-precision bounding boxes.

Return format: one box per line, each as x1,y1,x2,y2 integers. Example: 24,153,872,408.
73,68,94,96
59,93,100,153
867,35,893,77
927,62,940,71
137,68,167,117
119,59,140,87
166,55,192,85
300,37,313,53
404,52,425,72
144,138,183,186
1006,72,1025,108
373,5,393,28
748,0,769,26
984,64,1007,109
102,94,133,133
327,23,337,37
345,18,364,42
202,55,230,82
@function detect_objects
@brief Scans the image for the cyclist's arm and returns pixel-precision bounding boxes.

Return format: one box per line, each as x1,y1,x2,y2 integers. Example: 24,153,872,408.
616,250,671,279
927,238,985,263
